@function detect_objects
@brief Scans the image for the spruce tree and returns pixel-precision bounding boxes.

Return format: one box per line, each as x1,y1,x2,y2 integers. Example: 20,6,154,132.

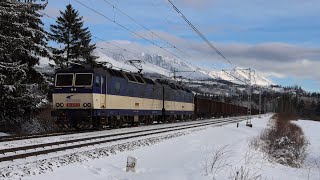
49,4,97,69
0,0,49,132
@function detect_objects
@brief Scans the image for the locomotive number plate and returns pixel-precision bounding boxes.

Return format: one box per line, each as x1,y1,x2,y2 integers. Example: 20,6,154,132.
67,103,80,107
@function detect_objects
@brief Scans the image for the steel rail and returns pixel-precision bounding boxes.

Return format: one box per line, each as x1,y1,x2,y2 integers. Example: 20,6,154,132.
0,117,242,154
0,117,245,162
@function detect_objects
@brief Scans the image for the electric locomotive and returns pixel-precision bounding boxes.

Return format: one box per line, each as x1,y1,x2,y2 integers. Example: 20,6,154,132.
51,64,194,129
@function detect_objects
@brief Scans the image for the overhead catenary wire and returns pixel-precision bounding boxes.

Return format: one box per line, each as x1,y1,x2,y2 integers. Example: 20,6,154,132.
73,0,186,62
42,2,216,81
151,0,174,25
73,0,212,80
149,0,221,80
41,11,171,74
41,12,143,55
154,1,273,89
100,0,192,59
165,0,271,86
164,0,273,120
166,0,233,66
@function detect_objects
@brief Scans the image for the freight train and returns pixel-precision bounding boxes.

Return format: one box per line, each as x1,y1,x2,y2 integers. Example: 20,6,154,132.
51,65,260,129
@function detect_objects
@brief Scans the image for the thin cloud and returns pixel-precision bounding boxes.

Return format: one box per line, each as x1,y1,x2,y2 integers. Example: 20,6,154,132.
114,30,320,84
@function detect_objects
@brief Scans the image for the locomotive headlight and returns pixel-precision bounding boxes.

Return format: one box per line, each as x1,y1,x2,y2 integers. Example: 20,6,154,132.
56,103,60,107
59,103,64,107
83,103,87,107
87,103,91,107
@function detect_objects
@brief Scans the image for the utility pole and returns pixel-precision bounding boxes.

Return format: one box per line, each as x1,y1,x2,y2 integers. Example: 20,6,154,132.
246,68,252,126
222,68,253,127
264,97,267,114
259,92,262,118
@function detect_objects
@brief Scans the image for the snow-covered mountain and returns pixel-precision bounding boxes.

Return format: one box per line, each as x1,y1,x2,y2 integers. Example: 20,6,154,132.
95,42,211,80
37,41,273,87
209,69,273,86
95,41,273,86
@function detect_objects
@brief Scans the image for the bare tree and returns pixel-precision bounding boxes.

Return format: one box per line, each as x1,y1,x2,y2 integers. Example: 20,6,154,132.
201,145,231,178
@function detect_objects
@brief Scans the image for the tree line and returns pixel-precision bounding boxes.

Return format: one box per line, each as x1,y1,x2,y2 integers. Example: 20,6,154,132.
277,93,320,121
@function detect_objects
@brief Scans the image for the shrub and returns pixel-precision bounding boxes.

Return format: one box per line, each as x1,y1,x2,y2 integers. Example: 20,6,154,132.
252,113,309,168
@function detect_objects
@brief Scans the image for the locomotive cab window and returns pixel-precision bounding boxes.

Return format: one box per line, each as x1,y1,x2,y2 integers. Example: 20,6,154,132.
134,75,145,84
95,76,100,86
115,82,121,94
125,73,137,82
74,73,93,87
55,73,73,87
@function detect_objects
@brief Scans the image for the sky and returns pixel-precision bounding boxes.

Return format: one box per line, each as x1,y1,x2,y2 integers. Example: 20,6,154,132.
42,0,320,92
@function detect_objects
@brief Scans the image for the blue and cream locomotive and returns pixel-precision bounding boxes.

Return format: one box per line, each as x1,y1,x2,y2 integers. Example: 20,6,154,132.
51,65,194,129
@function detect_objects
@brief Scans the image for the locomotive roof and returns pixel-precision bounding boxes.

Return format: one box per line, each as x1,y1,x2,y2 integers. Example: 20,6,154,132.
56,65,192,93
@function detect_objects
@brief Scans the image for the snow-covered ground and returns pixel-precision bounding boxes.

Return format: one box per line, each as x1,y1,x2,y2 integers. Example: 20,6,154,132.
2,115,319,180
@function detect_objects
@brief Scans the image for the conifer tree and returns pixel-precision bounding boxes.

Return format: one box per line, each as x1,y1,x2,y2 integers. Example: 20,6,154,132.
0,0,49,132
49,4,97,69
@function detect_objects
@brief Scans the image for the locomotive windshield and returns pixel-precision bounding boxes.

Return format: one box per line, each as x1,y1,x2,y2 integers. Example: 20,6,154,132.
75,73,93,87
55,73,73,87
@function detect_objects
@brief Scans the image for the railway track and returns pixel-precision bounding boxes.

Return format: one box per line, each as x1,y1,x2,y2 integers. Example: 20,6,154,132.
0,116,244,143
0,129,102,143
0,118,227,143
0,116,247,163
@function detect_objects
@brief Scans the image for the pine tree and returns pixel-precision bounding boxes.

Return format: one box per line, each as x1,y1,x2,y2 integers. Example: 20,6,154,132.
49,4,97,69
0,0,49,132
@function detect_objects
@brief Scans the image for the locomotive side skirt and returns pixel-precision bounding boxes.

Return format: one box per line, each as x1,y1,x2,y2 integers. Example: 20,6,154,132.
52,93,194,117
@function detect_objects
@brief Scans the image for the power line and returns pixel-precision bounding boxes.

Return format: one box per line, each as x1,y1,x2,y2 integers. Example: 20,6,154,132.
151,0,174,25
149,0,218,77
73,0,212,79
100,0,191,59
165,0,274,87
166,0,233,66
41,11,135,54
74,0,186,62
41,11,173,75
92,35,137,55
41,4,213,80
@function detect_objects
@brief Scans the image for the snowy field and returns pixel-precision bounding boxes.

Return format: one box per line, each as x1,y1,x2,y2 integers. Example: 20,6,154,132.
2,115,319,180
